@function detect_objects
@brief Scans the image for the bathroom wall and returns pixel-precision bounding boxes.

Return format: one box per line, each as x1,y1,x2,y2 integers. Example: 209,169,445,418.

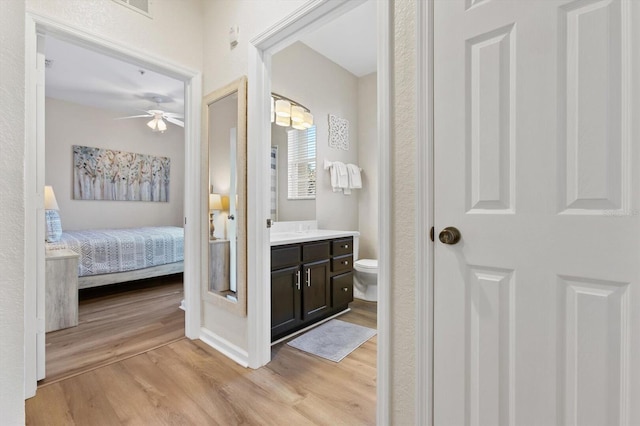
357,72,378,259
272,41,359,231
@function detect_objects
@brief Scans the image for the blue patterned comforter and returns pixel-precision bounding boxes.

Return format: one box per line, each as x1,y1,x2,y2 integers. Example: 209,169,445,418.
46,226,184,277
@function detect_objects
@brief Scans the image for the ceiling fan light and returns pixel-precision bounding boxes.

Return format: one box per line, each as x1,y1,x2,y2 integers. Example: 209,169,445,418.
157,118,167,132
147,118,157,130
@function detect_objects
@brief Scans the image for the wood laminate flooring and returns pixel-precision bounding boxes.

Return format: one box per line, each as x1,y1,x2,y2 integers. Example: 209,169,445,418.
27,295,377,425
42,274,185,385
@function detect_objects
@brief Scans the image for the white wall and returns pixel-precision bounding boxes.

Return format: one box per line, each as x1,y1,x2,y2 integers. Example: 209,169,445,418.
272,41,359,231
357,72,378,260
45,97,185,230
201,0,307,354
27,0,203,72
0,1,26,422
391,1,417,422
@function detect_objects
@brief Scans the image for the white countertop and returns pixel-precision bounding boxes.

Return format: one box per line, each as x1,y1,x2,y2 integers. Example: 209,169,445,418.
270,229,359,246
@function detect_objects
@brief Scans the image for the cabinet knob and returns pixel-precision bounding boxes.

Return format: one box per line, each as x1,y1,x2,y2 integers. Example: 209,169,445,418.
345,244,349,249
343,260,349,265
342,287,348,292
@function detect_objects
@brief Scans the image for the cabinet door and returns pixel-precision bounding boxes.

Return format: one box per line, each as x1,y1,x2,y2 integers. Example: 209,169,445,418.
271,265,302,338
301,259,330,321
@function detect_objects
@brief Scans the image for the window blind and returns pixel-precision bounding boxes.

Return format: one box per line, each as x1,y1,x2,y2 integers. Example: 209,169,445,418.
287,126,316,200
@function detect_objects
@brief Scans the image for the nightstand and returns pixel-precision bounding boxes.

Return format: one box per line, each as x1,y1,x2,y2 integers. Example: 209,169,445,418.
45,248,80,332
209,239,230,292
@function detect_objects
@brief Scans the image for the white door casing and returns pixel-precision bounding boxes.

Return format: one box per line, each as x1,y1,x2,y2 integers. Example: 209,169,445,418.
433,1,640,425
24,12,202,397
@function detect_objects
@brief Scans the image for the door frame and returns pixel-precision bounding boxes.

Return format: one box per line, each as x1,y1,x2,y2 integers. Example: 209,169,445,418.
246,0,392,423
416,0,434,425
23,12,202,398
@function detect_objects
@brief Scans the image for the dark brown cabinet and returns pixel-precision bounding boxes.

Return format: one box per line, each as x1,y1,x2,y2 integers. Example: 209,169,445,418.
271,237,354,341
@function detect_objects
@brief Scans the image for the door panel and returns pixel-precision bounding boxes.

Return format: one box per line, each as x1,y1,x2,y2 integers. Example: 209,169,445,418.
302,259,330,320
271,265,302,337
433,1,640,425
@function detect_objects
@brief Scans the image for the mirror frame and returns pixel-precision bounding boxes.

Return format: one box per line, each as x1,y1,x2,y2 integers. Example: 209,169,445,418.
201,76,247,316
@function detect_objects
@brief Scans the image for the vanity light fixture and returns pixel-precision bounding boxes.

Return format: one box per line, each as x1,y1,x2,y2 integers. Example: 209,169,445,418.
271,93,314,130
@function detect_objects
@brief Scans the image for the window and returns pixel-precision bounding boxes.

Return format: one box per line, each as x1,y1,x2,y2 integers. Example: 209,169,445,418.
287,126,316,200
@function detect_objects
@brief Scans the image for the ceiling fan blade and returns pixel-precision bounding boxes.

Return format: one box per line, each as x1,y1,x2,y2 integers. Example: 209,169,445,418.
164,116,184,127
115,114,153,120
163,112,184,119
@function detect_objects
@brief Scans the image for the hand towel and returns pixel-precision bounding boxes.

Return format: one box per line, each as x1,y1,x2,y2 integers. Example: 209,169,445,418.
334,161,350,194
347,164,362,189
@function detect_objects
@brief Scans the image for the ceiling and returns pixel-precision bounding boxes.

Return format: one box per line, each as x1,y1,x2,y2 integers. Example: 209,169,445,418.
45,36,184,116
299,0,377,77
44,0,376,115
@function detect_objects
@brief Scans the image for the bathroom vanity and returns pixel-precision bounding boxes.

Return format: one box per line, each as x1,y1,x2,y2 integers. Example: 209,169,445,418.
270,230,358,342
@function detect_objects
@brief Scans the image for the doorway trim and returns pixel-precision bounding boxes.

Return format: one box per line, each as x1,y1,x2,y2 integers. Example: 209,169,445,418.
246,0,392,422
23,12,202,398
416,0,434,425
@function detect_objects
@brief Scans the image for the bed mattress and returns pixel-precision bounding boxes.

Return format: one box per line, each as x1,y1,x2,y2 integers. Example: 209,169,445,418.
46,226,184,277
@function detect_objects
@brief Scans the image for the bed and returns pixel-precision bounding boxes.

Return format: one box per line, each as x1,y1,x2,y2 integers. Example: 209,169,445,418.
45,226,184,289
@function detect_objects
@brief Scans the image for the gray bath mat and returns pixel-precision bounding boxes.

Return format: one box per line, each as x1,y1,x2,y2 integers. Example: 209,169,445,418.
287,319,377,362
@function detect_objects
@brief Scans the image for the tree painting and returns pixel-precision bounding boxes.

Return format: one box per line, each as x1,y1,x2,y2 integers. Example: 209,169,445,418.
73,145,170,202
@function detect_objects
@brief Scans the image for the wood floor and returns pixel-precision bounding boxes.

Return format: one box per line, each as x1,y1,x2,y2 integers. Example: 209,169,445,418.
42,275,185,384
27,282,377,425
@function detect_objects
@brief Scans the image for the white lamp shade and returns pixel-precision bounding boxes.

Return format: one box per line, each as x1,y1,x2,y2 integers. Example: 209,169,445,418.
292,121,306,130
147,118,157,130
302,112,314,129
209,193,223,211
275,114,290,127
291,105,304,123
44,186,59,210
157,118,167,132
275,99,291,117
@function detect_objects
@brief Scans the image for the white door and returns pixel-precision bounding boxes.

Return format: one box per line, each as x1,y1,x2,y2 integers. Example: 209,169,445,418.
433,0,640,425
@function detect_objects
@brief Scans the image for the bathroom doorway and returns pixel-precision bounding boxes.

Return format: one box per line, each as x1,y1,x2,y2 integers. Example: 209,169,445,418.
248,0,391,419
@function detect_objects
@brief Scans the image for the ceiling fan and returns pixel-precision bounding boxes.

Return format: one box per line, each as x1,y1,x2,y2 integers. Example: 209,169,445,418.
117,109,184,133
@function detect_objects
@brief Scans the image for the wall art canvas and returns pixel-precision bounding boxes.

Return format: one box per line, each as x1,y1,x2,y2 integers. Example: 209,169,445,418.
328,114,350,151
73,145,170,202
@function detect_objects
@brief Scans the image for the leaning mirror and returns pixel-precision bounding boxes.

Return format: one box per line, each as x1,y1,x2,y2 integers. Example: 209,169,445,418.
202,76,247,316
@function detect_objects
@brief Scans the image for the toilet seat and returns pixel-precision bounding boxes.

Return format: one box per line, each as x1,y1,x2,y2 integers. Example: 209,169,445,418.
355,259,378,271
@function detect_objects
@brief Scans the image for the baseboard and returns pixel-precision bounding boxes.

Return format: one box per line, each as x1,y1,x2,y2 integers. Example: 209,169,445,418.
199,328,249,367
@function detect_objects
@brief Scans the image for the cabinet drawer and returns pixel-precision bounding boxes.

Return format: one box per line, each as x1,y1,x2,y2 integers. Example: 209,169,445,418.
332,237,353,256
302,241,330,263
331,254,353,273
331,272,353,307
271,245,301,270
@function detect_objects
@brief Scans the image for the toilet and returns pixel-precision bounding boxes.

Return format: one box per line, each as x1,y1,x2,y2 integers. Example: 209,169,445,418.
353,259,378,302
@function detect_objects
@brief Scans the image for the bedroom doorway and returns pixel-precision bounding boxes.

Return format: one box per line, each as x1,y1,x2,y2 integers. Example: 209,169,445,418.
25,15,202,396
41,33,187,384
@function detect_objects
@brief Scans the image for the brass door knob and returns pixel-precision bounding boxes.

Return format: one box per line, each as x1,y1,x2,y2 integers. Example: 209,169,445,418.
438,227,461,245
